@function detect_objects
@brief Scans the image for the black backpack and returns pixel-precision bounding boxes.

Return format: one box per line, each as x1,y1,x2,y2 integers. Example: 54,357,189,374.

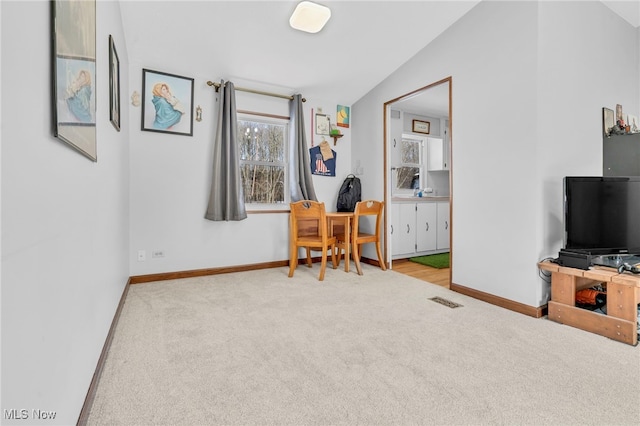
336,174,361,212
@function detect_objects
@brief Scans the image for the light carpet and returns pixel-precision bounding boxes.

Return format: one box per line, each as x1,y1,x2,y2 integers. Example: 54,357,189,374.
86,264,640,425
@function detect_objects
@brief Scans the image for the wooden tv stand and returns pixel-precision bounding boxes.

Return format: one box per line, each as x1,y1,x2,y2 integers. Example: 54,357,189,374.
538,261,639,346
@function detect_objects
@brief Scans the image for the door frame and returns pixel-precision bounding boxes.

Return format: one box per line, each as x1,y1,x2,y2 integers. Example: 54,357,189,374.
383,76,453,281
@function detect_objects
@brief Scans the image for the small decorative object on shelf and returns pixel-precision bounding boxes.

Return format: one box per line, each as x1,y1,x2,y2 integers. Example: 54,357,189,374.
330,124,342,145
628,114,638,133
604,104,638,136
609,123,627,136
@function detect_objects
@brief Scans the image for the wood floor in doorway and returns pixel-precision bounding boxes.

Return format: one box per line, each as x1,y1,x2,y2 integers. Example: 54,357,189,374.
391,258,450,288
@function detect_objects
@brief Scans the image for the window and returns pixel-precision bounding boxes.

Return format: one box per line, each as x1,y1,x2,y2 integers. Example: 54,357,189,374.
395,134,424,192
237,115,289,205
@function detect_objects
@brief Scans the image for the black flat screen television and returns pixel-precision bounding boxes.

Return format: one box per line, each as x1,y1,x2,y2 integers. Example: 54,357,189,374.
564,176,640,256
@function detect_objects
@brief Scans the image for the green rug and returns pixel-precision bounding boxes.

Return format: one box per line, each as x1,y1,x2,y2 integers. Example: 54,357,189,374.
409,253,450,269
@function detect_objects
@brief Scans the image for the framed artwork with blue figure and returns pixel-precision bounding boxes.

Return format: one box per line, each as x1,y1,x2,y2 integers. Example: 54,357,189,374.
51,0,97,161
141,69,194,136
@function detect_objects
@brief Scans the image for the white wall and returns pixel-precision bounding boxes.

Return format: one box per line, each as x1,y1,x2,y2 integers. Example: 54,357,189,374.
352,1,639,308
127,71,353,276
2,1,637,421
1,1,130,424
536,0,638,300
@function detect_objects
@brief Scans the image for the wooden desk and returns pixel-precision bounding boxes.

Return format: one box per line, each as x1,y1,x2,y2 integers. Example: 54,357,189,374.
326,212,354,273
538,261,640,345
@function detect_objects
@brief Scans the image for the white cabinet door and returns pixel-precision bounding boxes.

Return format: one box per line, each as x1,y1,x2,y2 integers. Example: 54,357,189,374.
416,202,437,252
392,201,449,259
427,137,448,171
390,111,403,167
437,201,450,250
390,203,401,256
396,203,417,256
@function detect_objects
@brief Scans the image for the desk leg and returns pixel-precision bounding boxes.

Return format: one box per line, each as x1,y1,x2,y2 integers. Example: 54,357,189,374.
329,217,350,273
343,217,350,273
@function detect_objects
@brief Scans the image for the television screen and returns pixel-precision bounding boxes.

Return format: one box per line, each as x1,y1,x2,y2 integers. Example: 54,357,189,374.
564,176,640,255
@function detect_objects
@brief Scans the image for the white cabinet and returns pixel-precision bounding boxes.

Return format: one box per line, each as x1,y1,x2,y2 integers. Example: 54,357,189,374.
427,137,449,171
416,203,437,252
391,201,449,259
389,111,403,167
437,201,450,250
391,203,417,257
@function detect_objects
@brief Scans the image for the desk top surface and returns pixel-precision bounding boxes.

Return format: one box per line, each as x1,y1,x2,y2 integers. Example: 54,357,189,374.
326,212,354,217
538,261,640,287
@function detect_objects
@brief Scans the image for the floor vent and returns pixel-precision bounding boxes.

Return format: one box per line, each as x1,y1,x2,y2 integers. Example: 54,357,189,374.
429,296,463,308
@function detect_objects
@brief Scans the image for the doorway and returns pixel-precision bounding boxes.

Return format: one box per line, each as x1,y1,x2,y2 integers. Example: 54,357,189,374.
383,77,452,285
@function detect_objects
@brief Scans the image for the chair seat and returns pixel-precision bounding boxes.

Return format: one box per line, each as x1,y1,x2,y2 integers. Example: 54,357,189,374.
296,235,337,247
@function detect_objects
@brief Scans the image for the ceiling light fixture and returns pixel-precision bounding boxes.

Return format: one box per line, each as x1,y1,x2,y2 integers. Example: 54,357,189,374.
289,1,331,34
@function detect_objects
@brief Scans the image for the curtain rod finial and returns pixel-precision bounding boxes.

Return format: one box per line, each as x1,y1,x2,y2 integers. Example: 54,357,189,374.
207,80,221,92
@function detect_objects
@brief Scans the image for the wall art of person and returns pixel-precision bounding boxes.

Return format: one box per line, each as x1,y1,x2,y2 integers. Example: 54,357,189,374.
66,69,93,123
151,82,185,129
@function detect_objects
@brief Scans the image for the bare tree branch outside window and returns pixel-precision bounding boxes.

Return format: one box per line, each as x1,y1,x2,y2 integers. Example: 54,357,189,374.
237,119,288,204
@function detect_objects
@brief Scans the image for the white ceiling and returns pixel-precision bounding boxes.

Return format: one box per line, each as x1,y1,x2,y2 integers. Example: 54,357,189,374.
120,1,639,112
120,0,481,106
601,0,640,28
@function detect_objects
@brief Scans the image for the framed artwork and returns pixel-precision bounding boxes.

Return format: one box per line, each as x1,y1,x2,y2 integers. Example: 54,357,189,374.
315,113,330,135
602,107,614,135
109,35,120,132
615,104,625,126
51,0,97,161
412,119,430,134
337,105,350,128
141,69,194,136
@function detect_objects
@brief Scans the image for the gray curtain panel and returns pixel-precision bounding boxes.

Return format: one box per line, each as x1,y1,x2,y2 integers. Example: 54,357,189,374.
205,80,247,221
289,94,317,202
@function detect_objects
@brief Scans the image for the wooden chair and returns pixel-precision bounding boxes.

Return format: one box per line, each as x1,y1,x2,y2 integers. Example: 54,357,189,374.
288,200,337,281
336,200,387,275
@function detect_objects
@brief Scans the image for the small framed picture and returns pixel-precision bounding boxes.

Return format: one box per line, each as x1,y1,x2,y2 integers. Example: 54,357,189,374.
412,119,430,134
602,107,614,135
315,113,330,135
51,0,97,161
615,104,624,125
109,35,120,132
337,105,350,128
141,69,194,136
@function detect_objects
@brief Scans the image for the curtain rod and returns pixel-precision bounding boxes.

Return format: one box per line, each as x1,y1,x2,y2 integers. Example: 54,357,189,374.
206,81,305,102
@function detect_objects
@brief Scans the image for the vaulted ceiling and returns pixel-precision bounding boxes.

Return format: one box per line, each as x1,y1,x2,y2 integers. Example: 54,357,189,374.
119,1,639,109
119,0,481,105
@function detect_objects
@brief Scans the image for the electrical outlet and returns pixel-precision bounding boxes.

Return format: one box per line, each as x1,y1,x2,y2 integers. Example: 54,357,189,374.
152,250,165,258
137,250,146,262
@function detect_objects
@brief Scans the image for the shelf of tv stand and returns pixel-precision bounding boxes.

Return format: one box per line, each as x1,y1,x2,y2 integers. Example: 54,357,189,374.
538,261,639,346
